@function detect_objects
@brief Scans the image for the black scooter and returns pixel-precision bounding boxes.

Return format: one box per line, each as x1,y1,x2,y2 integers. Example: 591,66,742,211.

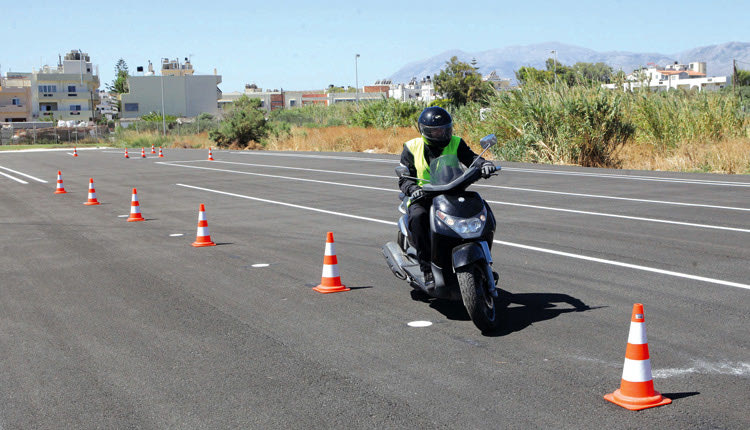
383,134,501,332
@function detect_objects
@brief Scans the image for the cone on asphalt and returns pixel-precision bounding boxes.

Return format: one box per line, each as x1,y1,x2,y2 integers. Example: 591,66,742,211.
158,147,164,158
126,188,145,222
151,144,156,154
208,147,214,161
312,232,349,294
83,178,101,205
141,147,146,158
124,148,130,159
191,204,216,247
54,170,67,194
604,303,672,411
73,147,78,157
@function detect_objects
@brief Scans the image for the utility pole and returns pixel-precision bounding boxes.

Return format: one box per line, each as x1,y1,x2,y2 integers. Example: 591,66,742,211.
733,59,738,98
551,50,557,91
160,59,166,137
355,54,360,107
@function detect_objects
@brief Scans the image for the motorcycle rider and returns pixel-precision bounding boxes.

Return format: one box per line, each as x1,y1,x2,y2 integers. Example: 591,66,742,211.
399,106,495,290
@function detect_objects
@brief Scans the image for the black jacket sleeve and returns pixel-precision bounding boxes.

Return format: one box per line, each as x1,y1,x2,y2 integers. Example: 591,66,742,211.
398,145,420,196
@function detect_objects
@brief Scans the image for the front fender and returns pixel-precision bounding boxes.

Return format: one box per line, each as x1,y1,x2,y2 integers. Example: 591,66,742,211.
452,242,488,270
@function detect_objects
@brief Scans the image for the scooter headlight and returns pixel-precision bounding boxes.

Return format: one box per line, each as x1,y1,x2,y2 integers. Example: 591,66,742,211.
436,207,487,238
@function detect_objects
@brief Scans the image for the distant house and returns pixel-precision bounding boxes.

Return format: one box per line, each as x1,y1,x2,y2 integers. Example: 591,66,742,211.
0,73,32,122
235,83,388,113
603,61,727,92
120,58,222,119
30,50,100,122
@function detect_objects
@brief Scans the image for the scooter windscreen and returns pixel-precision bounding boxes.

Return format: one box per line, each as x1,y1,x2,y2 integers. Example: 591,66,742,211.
429,154,464,185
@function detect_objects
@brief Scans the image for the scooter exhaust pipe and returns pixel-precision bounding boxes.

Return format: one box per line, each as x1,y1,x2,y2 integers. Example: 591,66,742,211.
382,241,408,280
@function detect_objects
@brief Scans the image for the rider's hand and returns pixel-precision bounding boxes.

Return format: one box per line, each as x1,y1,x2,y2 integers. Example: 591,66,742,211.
481,162,495,179
410,188,425,203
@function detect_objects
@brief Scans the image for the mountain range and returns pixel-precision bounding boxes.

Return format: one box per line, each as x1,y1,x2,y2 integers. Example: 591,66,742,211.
388,41,750,84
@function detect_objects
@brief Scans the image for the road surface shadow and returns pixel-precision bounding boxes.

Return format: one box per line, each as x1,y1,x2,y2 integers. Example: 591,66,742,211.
661,391,700,400
423,290,601,336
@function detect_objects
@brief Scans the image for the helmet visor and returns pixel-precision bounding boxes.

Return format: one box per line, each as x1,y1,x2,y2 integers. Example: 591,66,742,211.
420,123,453,143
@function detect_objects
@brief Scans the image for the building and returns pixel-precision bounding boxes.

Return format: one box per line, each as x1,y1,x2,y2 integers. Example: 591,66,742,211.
483,70,512,90
388,76,440,102
120,58,222,119
30,50,100,122
236,83,388,113
96,90,119,120
0,73,33,122
603,61,727,92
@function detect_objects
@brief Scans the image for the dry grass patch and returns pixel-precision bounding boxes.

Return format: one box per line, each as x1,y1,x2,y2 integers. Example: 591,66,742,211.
618,137,750,174
265,126,418,153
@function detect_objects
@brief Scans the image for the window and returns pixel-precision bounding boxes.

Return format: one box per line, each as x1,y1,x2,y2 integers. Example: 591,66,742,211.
124,103,139,112
11,98,20,106
70,105,81,111
38,85,57,93
289,100,296,107
68,85,76,92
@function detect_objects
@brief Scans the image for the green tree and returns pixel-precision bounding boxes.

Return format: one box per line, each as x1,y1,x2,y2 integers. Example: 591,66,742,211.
107,58,129,94
434,56,493,106
515,66,553,85
735,68,750,86
209,96,268,148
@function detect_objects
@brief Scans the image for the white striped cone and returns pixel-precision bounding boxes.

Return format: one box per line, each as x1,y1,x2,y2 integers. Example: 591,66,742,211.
124,148,129,158
73,147,78,157
83,178,100,205
54,170,67,194
313,232,349,293
158,147,164,158
191,204,216,247
151,144,156,154
141,147,146,158
208,148,214,161
604,303,671,410
126,188,145,222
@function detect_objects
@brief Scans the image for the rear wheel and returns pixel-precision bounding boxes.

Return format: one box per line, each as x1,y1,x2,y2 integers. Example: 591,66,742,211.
456,263,500,333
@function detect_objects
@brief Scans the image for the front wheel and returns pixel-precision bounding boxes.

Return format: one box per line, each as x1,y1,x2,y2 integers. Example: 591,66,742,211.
456,263,500,333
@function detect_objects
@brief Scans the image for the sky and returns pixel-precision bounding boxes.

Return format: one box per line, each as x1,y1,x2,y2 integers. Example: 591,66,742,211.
2,0,748,92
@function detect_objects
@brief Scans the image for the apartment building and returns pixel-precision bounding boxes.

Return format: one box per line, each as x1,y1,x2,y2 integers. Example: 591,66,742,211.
603,61,727,92
31,50,100,121
237,84,388,113
120,58,222,119
0,73,32,122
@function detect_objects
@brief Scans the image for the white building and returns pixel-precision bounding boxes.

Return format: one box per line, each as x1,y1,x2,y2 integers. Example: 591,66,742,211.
120,58,222,119
389,76,440,102
30,50,100,122
603,61,727,92
96,90,119,120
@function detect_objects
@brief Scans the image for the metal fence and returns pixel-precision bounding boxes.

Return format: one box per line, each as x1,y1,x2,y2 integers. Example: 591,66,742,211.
0,122,111,145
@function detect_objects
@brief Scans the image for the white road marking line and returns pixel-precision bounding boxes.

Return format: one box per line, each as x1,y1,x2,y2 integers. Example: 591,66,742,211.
170,233,184,237
0,170,28,184
652,361,750,378
163,162,748,233
162,160,750,212
486,201,750,233
408,321,433,327
0,165,48,183
176,184,395,225
251,263,270,268
176,183,750,291
228,151,750,187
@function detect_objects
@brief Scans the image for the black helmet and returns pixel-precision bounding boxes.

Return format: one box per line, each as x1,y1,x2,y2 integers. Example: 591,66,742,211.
418,106,453,147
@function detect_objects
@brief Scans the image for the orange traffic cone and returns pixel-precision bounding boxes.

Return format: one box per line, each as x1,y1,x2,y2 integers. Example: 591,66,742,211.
141,147,146,158
604,304,672,411
151,144,156,154
126,188,145,222
191,204,216,247
73,147,78,157
312,232,349,294
158,147,164,158
54,170,67,194
208,147,214,161
83,178,101,205
124,148,130,159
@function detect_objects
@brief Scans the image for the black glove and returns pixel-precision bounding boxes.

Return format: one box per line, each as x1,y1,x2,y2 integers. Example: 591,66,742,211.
481,162,495,179
410,188,425,203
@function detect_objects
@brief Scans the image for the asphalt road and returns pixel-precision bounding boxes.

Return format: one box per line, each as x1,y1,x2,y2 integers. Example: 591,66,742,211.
0,147,748,429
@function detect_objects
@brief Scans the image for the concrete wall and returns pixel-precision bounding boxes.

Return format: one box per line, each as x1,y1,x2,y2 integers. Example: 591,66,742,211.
121,74,221,118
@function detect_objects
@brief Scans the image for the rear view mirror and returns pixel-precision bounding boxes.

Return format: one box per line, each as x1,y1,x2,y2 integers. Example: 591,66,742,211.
480,134,497,149
395,165,410,178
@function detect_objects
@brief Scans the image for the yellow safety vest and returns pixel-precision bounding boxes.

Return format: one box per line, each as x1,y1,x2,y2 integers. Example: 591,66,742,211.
405,135,461,186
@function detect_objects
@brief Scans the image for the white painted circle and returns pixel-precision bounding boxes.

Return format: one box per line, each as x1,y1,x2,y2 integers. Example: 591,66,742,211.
251,263,270,268
170,233,184,237
407,320,432,328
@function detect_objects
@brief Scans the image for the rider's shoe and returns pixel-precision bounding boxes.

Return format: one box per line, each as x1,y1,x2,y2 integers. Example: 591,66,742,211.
423,271,435,289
